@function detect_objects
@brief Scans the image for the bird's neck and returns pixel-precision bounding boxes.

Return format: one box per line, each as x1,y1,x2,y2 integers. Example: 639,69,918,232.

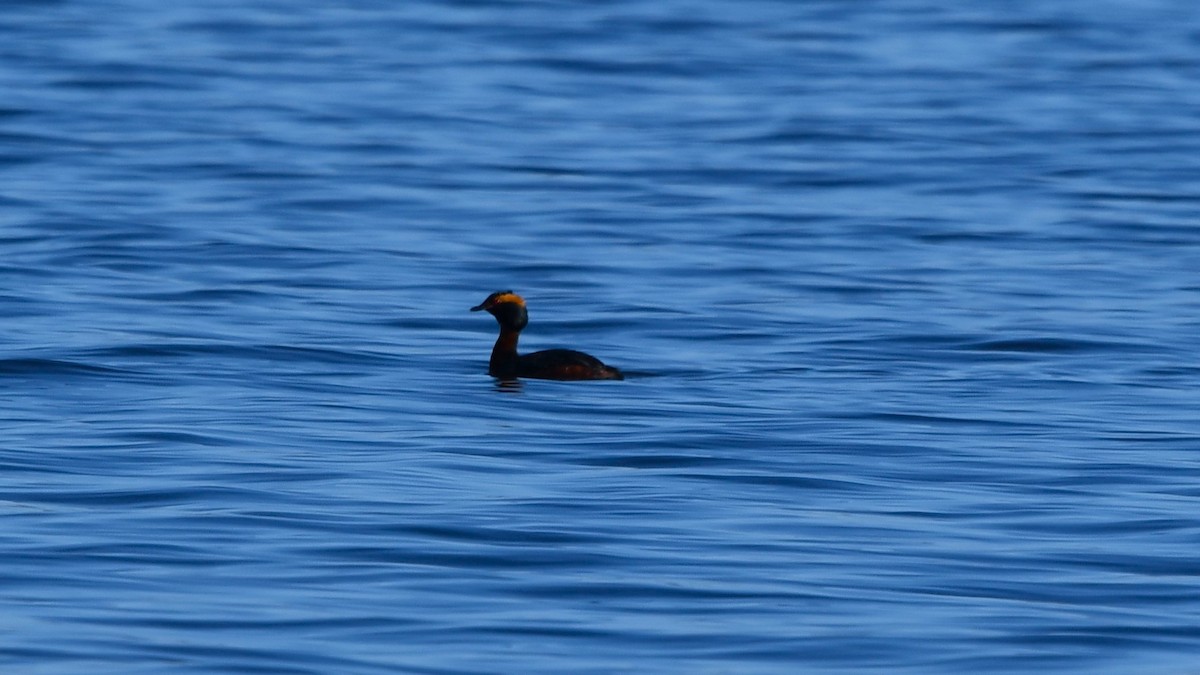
489,328,521,378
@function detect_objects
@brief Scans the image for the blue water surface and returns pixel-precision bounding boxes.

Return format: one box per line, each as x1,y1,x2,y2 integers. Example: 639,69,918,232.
3,1,1200,673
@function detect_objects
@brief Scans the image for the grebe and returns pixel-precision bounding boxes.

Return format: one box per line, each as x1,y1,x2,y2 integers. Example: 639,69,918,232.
471,290,623,381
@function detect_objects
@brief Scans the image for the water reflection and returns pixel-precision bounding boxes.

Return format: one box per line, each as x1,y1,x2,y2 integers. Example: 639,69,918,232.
494,378,523,393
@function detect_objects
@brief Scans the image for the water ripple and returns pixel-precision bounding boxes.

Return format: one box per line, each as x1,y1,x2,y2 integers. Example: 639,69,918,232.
3,0,1200,673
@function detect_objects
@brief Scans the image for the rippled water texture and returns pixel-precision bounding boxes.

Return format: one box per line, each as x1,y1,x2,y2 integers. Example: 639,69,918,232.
3,1,1200,672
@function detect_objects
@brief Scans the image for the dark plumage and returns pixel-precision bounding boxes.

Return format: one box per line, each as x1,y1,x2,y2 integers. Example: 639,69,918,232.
470,291,623,381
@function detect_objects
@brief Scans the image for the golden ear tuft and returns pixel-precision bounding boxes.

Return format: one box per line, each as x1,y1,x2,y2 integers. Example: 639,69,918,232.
491,292,525,307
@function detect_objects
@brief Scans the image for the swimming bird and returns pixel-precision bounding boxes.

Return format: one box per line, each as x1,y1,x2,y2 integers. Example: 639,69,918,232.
470,290,623,381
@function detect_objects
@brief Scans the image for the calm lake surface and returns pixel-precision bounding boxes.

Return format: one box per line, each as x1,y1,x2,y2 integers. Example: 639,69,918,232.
3,1,1200,672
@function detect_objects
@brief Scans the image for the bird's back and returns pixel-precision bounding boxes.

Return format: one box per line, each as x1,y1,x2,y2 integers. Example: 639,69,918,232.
518,348,623,380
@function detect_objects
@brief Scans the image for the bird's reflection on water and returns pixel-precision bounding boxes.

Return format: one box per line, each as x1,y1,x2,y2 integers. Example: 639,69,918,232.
494,378,522,393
